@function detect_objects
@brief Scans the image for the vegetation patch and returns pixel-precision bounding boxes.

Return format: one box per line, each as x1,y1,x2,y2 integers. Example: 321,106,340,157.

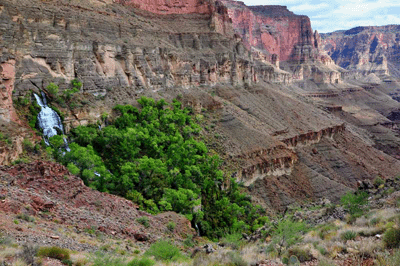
37,246,70,261
144,240,184,262
383,228,400,248
48,97,264,239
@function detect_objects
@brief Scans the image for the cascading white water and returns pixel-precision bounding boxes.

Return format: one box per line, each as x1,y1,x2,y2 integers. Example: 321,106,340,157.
34,92,70,152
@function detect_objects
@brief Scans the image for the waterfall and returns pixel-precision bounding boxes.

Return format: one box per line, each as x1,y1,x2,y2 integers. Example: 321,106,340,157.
34,92,70,152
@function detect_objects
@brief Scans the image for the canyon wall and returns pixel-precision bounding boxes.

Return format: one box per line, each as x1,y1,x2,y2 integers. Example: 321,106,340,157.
321,25,400,77
219,0,343,83
221,1,318,62
0,0,290,103
2,0,400,210
114,0,213,15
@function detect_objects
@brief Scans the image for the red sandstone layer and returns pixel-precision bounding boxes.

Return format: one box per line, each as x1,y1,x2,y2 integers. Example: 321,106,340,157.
220,1,320,62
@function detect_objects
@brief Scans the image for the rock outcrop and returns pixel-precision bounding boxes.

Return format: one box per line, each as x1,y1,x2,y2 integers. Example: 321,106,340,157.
115,0,212,15
219,0,343,83
321,25,400,77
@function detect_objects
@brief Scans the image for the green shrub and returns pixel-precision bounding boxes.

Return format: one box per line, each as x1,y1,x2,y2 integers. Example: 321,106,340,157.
16,213,35,223
167,221,176,232
226,251,246,266
383,228,400,248
370,217,381,226
374,176,385,187
271,218,308,255
20,245,38,265
90,252,127,266
340,230,357,241
219,233,245,250
376,248,400,266
144,240,184,262
46,83,59,97
37,246,70,261
137,216,150,228
340,191,368,218
183,238,195,247
318,223,337,240
127,257,155,266
23,139,34,153
67,163,80,175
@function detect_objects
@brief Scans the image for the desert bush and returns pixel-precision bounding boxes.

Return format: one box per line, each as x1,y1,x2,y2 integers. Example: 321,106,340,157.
271,218,308,255
318,223,337,240
166,221,175,232
219,233,245,250
16,213,35,223
376,249,400,266
369,216,381,226
183,237,195,247
373,176,385,187
287,247,313,262
144,240,184,262
383,228,400,248
90,252,127,266
340,230,357,241
340,191,368,218
127,257,155,266
20,245,38,266
136,216,150,228
23,139,34,153
226,251,247,266
37,246,70,261
316,259,336,266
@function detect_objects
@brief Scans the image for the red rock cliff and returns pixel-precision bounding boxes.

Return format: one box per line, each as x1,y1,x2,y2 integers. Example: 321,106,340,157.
220,1,320,62
321,25,400,77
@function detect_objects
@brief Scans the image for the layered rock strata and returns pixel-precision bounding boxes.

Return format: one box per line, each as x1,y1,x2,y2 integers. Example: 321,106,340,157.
218,0,344,83
321,25,400,77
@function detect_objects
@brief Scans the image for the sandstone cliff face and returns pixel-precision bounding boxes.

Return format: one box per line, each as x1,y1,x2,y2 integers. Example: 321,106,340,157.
0,0,289,98
0,57,19,124
321,25,400,77
219,0,343,83
115,0,212,15
220,1,318,62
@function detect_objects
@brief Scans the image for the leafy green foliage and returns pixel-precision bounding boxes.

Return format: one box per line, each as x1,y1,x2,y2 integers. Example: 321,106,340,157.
52,97,263,239
340,191,369,218
144,240,184,262
0,133,12,146
46,83,59,97
37,246,70,261
270,217,308,255
219,233,245,250
127,257,155,266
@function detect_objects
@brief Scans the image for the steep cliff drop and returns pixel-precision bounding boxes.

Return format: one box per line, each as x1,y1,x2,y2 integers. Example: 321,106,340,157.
219,0,343,83
321,25,400,77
